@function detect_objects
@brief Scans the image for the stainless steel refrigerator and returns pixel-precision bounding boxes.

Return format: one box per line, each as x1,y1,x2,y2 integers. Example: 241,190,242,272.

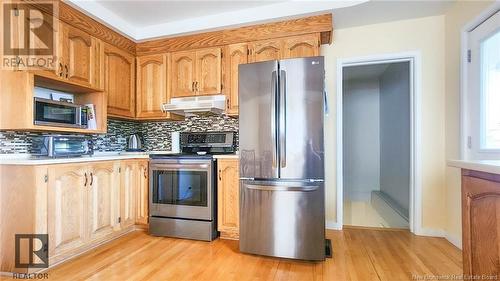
238,57,325,261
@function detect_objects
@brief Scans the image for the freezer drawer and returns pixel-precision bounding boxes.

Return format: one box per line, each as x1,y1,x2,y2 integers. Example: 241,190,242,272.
239,180,325,261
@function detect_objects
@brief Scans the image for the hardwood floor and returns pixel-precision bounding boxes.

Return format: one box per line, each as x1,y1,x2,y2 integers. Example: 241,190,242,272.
4,228,462,281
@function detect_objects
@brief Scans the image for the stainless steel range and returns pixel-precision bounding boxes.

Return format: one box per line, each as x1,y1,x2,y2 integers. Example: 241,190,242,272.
149,132,235,241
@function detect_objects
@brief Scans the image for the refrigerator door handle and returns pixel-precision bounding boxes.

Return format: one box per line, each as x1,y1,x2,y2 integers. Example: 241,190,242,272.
279,69,287,168
324,88,329,116
271,70,278,169
245,184,318,192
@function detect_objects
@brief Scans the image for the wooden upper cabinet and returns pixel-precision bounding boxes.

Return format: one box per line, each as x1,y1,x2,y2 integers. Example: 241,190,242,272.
47,163,88,258
102,42,135,118
171,47,222,97
282,33,320,59
195,48,221,95
171,51,196,98
249,39,282,63
224,43,248,115
61,24,96,87
136,54,170,119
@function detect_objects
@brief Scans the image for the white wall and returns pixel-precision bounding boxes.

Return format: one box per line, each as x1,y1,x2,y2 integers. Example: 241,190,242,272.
321,15,446,231
343,78,380,200
379,62,411,216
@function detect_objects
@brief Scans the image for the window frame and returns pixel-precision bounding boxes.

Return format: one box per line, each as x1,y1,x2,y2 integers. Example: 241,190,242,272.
462,8,500,160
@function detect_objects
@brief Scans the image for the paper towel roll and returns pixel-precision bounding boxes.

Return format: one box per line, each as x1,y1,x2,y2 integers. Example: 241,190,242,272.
171,132,180,153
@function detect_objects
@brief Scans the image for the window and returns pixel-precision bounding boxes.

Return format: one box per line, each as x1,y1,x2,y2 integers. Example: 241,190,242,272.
480,31,500,149
466,11,500,159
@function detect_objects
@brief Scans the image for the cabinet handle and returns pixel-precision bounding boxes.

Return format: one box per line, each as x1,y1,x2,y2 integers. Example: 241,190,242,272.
58,63,63,77
219,170,221,181
192,81,195,92
84,172,88,186
90,172,93,186
64,64,68,78
144,168,147,179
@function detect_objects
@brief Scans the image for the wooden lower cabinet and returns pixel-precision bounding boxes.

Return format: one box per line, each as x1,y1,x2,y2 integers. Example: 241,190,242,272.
136,160,149,225
462,169,500,277
120,160,137,228
0,159,151,273
88,162,121,241
47,161,124,264
47,163,89,259
1,165,49,273
217,159,240,239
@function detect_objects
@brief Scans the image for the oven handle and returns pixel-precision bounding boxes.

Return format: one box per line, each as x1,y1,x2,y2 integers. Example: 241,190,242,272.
150,164,210,170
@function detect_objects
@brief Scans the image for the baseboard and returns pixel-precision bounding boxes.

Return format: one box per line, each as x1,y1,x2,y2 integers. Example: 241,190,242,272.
445,233,462,250
326,220,342,230
416,228,462,250
415,227,445,237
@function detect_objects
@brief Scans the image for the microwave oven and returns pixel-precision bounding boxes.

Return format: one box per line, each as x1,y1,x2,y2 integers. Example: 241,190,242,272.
34,97,88,129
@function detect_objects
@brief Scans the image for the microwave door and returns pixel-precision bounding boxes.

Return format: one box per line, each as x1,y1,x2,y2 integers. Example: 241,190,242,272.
34,98,82,128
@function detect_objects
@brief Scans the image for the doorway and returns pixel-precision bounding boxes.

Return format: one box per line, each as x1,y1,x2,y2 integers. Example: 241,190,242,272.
336,54,422,232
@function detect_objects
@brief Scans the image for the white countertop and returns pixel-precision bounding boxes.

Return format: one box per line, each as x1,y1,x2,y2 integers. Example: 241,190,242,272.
0,151,239,165
0,151,174,165
213,154,239,159
448,159,500,175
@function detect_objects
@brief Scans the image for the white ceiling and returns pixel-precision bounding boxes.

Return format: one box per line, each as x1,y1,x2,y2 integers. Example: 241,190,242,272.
333,0,454,29
66,0,455,42
66,0,367,41
97,1,284,28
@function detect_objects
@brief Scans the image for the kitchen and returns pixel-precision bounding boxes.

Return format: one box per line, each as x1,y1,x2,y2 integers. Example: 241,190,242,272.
0,0,499,280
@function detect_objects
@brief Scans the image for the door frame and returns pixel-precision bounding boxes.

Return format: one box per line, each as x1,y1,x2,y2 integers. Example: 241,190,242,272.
335,52,422,234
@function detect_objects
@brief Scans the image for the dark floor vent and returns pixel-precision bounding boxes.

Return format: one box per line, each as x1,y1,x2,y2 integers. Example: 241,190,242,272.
325,239,332,258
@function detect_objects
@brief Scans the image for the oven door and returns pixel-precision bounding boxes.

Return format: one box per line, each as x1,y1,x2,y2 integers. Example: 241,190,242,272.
150,159,213,220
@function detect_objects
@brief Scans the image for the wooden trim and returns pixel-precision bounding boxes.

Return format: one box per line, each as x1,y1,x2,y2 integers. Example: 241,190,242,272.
136,14,333,55
342,225,409,232
28,1,136,55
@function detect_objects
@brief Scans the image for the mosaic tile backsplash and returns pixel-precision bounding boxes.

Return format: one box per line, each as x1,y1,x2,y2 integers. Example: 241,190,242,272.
0,116,239,154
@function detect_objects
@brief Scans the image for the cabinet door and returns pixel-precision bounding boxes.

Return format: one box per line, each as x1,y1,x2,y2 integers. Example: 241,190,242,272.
462,174,500,276
135,161,149,225
88,162,121,241
171,51,196,98
217,159,240,239
195,48,222,95
103,43,135,118
47,163,88,257
249,39,282,63
282,34,320,59
61,24,95,87
120,161,136,228
224,44,247,115
136,54,170,119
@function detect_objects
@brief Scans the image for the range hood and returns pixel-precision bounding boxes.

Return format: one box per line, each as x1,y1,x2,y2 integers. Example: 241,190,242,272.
161,95,226,117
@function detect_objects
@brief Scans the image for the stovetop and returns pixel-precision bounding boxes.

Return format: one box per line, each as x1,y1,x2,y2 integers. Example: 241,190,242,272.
151,131,236,159
149,152,233,159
